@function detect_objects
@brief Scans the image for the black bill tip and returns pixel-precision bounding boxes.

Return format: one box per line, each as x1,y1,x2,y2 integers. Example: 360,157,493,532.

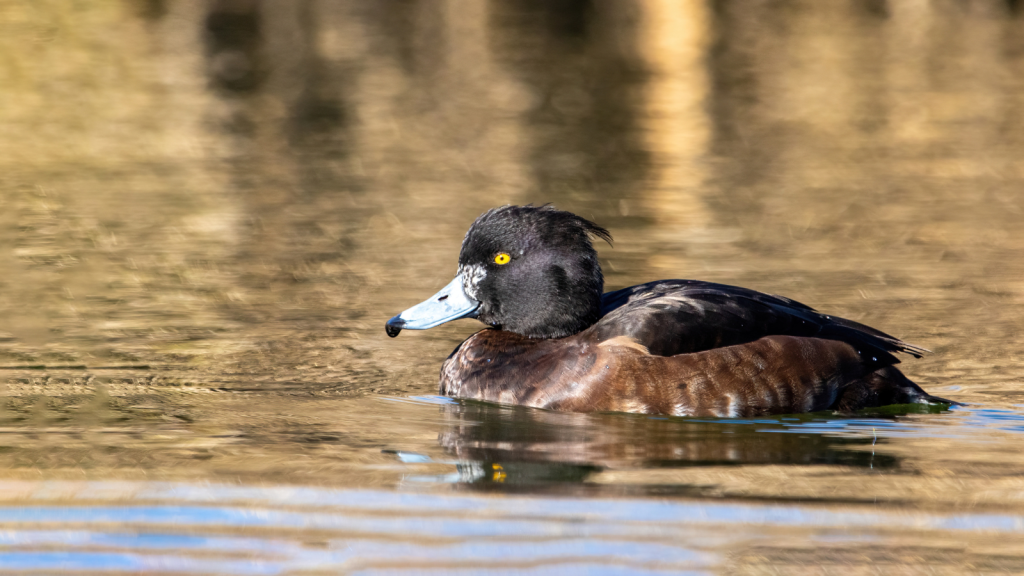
385,316,405,338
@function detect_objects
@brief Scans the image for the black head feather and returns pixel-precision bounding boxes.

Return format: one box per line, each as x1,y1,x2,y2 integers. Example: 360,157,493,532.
458,205,611,339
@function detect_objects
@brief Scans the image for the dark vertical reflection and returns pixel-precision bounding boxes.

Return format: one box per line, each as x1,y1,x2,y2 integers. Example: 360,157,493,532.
288,0,347,151
205,0,266,93
133,0,168,21
707,1,897,234
704,1,924,252
706,0,770,229
365,0,431,74
203,0,365,351
490,0,648,217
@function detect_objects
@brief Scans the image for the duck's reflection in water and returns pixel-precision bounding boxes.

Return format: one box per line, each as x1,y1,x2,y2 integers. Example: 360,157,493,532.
430,400,908,493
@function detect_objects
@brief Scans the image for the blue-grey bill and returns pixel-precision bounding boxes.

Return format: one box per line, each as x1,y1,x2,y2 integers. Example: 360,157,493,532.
385,273,480,337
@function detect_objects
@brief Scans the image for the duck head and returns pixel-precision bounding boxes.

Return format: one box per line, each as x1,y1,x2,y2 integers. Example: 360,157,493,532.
386,205,612,339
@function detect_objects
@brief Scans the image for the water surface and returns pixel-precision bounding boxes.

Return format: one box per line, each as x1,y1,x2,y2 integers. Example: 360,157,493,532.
2,0,1024,572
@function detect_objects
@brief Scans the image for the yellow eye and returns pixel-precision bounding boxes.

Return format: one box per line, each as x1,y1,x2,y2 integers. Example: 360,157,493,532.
494,252,511,265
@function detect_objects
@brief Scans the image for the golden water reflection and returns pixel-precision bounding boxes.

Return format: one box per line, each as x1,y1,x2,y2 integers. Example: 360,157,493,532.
1,0,1024,572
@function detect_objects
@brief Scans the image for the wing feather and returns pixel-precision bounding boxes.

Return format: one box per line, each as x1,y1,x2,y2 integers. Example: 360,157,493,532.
598,280,926,361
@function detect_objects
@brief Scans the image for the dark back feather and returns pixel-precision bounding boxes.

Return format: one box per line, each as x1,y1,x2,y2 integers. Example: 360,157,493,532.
598,280,927,362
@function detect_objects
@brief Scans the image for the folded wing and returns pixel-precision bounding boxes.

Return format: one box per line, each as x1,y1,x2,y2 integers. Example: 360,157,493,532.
598,280,927,363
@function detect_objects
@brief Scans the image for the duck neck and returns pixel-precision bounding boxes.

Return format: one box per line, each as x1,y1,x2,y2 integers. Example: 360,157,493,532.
504,271,603,340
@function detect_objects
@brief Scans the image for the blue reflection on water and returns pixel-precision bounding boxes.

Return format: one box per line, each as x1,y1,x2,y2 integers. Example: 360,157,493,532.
0,552,280,574
0,479,1021,573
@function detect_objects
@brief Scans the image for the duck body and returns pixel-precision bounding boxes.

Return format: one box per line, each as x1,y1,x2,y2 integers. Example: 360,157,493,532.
441,280,940,417
387,206,954,417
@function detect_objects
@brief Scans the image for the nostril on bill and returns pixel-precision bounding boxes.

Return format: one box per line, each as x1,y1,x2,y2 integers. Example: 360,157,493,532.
438,295,448,301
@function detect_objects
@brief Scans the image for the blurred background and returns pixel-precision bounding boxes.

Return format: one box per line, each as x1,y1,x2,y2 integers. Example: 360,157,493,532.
1,0,1024,573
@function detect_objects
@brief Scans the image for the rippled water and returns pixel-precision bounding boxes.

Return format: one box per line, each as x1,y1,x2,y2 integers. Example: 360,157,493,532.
2,0,1024,572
